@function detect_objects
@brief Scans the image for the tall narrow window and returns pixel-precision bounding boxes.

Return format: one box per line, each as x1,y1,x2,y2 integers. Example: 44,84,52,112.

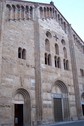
22,49,26,59
18,47,22,58
12,5,15,20
6,4,11,20
54,56,57,67
63,59,69,70
44,7,46,18
54,56,61,68
26,6,29,19
55,10,57,20
66,60,69,70
21,6,24,20
64,22,66,33
57,57,61,68
58,14,60,23
80,69,84,76
63,59,66,69
17,5,20,20
40,7,43,19
54,43,61,68
45,53,47,65
18,47,26,60
45,39,50,52
30,6,33,19
47,7,49,18
50,7,52,18
48,54,51,65
63,47,67,58
55,43,59,55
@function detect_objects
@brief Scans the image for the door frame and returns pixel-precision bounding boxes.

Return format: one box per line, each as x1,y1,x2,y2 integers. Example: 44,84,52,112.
14,104,24,126
53,95,64,122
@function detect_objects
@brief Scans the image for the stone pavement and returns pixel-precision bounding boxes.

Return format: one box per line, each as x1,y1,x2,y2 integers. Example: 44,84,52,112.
54,120,84,126
41,120,84,126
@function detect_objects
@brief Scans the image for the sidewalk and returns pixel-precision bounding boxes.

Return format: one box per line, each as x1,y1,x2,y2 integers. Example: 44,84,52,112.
40,120,84,126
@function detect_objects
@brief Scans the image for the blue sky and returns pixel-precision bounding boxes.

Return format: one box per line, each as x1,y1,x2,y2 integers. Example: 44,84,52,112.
28,0,84,40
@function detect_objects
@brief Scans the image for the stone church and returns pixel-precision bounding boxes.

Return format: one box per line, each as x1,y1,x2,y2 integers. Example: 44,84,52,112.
0,0,84,126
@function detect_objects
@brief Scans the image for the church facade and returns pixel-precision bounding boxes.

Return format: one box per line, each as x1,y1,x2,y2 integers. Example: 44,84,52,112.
0,0,84,126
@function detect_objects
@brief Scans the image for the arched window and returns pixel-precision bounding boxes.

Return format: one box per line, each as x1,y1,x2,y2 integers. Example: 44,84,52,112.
54,56,61,68
17,5,20,20
50,7,52,18
63,59,69,70
55,43,59,55
45,53,47,65
18,47,26,60
64,22,66,33
58,14,60,23
60,18,63,25
40,7,43,19
12,5,16,20
44,7,46,18
63,59,66,70
55,10,57,20
21,6,24,20
45,39,50,52
26,6,29,19
45,53,51,66
66,60,69,70
52,8,54,18
30,6,33,19
47,7,49,18
54,56,57,67
18,47,22,58
57,57,61,68
22,49,26,59
48,54,51,65
63,47,67,58
6,4,11,20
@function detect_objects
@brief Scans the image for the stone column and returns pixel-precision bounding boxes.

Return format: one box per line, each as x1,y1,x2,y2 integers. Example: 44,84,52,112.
34,5,42,125
68,24,82,119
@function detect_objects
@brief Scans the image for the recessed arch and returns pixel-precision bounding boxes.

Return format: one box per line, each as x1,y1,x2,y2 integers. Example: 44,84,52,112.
52,80,69,122
13,88,31,126
52,80,68,94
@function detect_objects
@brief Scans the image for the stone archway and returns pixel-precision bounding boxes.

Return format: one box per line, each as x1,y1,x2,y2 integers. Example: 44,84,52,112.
13,88,31,126
52,80,70,122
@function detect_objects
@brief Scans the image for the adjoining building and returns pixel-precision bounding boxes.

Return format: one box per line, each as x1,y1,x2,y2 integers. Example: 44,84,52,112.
0,0,84,126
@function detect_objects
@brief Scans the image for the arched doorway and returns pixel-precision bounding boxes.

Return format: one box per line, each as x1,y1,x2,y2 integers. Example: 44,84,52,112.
81,92,84,116
13,88,31,126
52,80,69,122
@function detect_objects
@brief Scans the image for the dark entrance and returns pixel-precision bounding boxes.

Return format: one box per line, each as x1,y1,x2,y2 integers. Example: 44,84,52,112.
14,104,23,126
54,98,63,122
82,105,84,116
